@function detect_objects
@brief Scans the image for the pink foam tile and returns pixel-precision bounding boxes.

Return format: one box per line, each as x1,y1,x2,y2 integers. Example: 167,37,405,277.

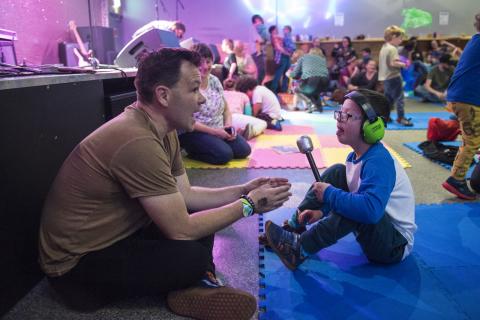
247,148,326,169
317,135,345,148
263,125,315,135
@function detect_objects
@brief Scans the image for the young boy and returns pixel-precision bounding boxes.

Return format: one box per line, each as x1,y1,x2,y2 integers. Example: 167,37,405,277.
264,89,416,270
379,25,413,126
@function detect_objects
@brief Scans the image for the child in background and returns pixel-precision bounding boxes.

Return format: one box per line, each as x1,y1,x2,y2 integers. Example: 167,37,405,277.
379,25,413,126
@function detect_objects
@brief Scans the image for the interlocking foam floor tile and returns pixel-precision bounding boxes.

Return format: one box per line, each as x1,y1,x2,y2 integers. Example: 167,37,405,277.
248,148,326,169
182,157,249,169
386,112,451,130
414,203,480,268
403,141,476,179
254,134,320,149
258,206,476,320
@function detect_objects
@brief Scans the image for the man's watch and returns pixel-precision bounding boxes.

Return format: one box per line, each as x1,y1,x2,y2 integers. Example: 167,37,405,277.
240,195,255,217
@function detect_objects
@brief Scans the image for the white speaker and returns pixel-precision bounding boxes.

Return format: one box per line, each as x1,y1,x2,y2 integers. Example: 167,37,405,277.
115,29,180,68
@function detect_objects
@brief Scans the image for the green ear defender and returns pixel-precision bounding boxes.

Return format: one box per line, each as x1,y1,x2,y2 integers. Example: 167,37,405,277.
344,91,385,144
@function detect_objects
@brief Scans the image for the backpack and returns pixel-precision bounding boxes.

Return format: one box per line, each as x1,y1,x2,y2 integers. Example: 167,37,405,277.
427,117,460,141
418,141,459,165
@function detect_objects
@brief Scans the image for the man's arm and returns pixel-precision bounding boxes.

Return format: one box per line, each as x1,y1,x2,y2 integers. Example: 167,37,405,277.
139,175,292,240
424,78,444,98
175,172,245,211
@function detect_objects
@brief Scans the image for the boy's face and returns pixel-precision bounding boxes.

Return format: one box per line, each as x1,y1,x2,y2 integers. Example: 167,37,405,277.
335,99,364,146
391,34,403,46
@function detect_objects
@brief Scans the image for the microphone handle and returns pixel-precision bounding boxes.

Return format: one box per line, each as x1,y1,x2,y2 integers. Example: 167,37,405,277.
305,152,321,182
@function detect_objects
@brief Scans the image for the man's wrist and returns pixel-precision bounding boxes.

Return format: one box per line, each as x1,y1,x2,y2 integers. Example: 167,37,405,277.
240,194,256,217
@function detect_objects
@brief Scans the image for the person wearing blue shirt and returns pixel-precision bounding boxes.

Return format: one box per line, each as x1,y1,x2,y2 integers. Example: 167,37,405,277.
263,89,416,270
442,13,480,200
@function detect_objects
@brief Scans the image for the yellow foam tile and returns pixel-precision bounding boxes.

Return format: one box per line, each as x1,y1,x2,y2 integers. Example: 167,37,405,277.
183,157,249,169
321,147,352,167
321,145,411,169
253,134,320,149
384,145,412,168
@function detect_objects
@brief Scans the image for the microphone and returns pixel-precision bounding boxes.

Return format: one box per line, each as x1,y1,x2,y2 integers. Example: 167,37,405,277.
297,135,321,182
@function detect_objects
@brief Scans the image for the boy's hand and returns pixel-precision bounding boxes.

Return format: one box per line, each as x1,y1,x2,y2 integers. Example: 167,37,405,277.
312,182,331,202
298,209,323,225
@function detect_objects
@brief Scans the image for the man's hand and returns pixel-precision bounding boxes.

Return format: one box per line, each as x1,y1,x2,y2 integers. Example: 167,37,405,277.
242,177,290,194
312,182,331,202
248,183,292,214
298,209,323,225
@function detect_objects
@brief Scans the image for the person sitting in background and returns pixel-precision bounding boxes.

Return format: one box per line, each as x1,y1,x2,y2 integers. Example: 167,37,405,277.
223,79,267,140
133,20,186,39
233,40,258,79
331,36,357,74
221,38,238,81
358,47,372,70
339,58,360,89
289,47,329,112
348,59,379,92
235,76,283,131
414,54,453,103
179,44,251,165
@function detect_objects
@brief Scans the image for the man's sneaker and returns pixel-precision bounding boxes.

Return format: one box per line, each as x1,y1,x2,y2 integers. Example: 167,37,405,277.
442,176,477,200
167,286,256,320
397,117,414,127
259,219,306,248
265,220,307,270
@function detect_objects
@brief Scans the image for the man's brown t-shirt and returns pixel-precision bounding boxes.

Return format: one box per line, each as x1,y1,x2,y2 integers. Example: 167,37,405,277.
39,104,185,276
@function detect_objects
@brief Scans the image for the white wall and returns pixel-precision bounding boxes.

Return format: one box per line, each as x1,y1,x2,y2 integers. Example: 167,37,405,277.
120,0,479,49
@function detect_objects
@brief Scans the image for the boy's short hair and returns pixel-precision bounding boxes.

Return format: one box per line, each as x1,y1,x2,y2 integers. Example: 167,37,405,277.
251,14,264,24
351,89,391,122
383,25,405,41
235,76,258,93
268,25,277,34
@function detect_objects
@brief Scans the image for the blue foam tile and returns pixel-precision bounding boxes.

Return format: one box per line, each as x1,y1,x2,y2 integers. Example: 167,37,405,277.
414,203,480,268
430,266,480,320
386,112,451,130
259,205,480,320
261,251,465,320
403,141,476,179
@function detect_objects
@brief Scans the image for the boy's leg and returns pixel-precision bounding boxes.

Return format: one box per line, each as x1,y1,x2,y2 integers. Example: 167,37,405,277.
355,214,408,264
297,163,348,212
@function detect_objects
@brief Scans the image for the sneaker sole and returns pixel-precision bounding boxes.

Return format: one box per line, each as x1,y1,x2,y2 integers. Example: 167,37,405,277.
442,182,476,200
265,221,297,271
167,286,256,320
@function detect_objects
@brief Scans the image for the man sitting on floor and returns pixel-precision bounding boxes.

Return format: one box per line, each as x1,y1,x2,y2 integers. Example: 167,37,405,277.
263,89,416,270
414,54,454,103
39,48,292,320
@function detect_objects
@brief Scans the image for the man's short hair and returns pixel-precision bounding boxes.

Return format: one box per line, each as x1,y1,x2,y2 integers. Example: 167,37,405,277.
235,76,258,93
173,21,186,33
134,48,201,104
268,25,277,34
191,43,213,60
251,14,264,24
223,78,236,90
353,89,391,122
439,53,451,64
384,25,405,41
